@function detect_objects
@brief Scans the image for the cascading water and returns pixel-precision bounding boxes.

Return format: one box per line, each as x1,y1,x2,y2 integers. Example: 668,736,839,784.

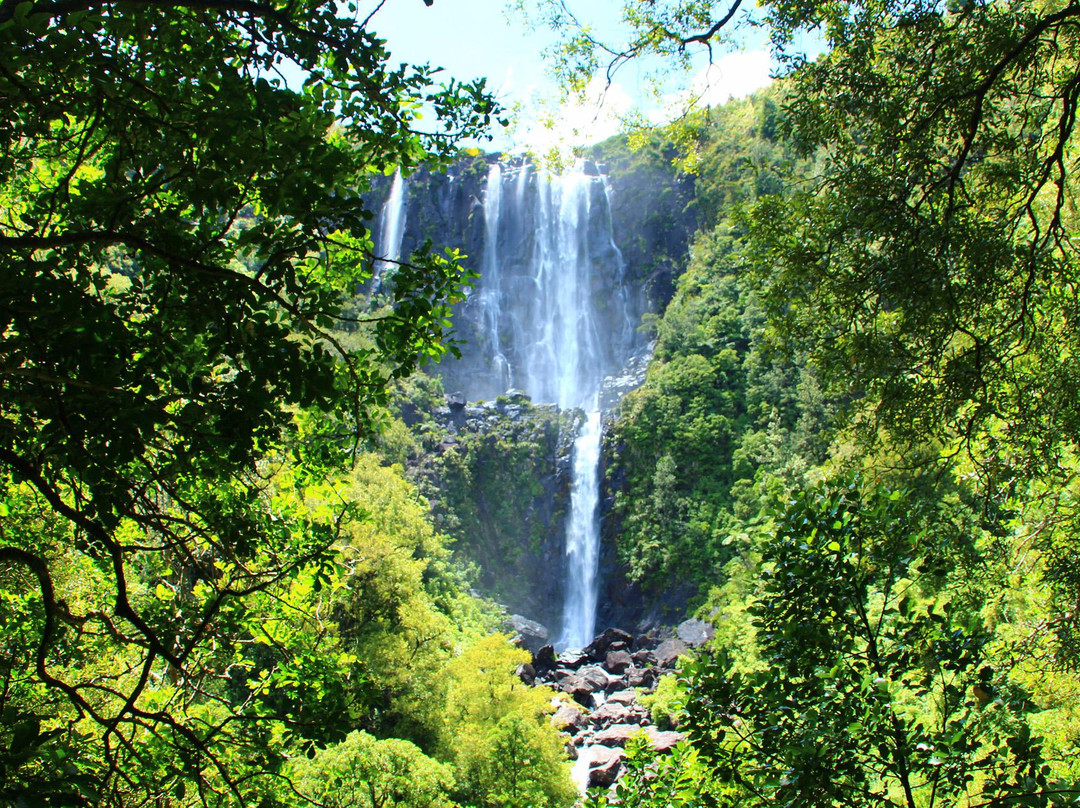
374,168,407,291
561,408,603,647
468,159,634,649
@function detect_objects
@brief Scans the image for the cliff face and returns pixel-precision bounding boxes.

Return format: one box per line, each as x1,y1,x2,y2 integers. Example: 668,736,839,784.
381,146,697,636
376,146,696,400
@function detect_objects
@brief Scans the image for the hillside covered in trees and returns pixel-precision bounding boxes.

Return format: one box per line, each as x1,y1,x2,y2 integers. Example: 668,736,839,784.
4,0,1080,807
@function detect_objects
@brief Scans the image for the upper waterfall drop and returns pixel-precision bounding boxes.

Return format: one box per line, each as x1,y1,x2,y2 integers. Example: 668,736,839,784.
466,159,633,410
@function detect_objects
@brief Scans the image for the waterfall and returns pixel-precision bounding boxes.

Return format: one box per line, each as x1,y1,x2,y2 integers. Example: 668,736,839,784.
469,158,633,649
374,168,407,291
561,408,603,648
479,163,512,391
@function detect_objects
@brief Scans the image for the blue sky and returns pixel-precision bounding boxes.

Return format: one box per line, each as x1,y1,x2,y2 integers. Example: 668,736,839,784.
363,0,780,154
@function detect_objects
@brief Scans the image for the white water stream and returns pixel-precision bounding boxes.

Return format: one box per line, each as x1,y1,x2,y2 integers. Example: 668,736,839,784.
374,168,407,291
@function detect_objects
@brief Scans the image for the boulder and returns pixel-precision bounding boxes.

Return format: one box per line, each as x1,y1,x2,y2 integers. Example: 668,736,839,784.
587,746,624,788
606,689,639,706
532,644,557,670
584,627,633,660
604,649,633,674
676,618,714,647
633,631,666,651
560,666,611,705
551,703,588,733
557,649,589,668
631,649,657,667
654,638,690,669
593,723,641,748
446,391,466,410
505,614,550,654
589,700,646,728
626,667,656,689
645,728,685,753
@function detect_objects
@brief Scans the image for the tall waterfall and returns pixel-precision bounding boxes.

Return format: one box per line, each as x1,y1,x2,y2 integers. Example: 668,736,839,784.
374,168,407,290
470,159,634,649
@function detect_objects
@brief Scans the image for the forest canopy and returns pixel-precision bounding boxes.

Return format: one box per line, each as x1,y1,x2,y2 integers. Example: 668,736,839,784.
6,0,1080,806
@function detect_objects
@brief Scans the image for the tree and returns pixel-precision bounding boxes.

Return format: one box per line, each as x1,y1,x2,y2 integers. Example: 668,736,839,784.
0,2,497,803
737,0,1080,662
288,730,456,808
438,634,576,808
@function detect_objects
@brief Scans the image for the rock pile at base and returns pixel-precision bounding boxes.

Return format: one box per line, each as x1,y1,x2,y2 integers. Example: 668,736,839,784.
518,623,710,789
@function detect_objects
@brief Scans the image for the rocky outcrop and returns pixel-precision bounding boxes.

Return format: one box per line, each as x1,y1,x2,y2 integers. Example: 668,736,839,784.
406,394,578,629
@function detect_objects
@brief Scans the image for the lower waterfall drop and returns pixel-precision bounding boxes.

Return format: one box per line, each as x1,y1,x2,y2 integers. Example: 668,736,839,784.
559,408,603,649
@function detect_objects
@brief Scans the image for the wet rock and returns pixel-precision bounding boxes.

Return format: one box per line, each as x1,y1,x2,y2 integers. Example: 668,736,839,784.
560,666,611,705
446,391,466,410
588,746,625,788
557,649,589,668
676,618,714,647
631,649,657,667
604,649,633,675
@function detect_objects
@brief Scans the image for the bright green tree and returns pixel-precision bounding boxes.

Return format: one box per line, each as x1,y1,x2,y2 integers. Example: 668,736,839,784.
0,1,497,804
288,729,456,808
439,634,576,808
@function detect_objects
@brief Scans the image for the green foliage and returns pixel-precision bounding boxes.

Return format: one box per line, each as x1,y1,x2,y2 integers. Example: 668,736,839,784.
739,0,1080,661
638,674,688,731
438,635,576,808
411,400,576,626
685,479,1075,806
288,730,456,808
610,223,832,593
584,734,743,808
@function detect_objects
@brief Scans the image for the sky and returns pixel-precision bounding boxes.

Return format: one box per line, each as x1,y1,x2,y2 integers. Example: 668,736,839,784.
362,0,779,155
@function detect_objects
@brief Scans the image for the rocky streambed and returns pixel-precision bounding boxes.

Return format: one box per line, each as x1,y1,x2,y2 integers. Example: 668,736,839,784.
513,621,713,791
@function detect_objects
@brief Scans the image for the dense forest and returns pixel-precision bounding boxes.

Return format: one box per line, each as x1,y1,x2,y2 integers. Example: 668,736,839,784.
3,0,1080,807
